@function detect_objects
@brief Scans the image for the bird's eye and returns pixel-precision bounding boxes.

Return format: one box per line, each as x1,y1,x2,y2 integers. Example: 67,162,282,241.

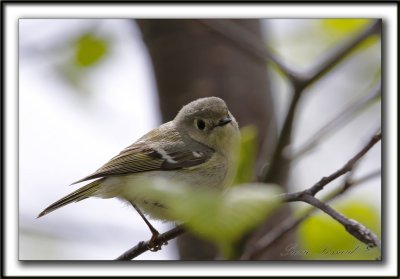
195,119,206,130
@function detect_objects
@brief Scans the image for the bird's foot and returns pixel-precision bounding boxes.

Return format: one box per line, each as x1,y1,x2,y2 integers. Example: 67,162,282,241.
147,231,168,252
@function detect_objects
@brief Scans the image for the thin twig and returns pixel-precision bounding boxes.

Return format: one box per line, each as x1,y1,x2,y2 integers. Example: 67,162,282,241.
284,130,381,200
339,169,381,195
115,225,185,260
304,20,381,88
116,20,382,261
117,130,380,261
262,91,301,183
195,19,301,82
117,131,380,260
241,169,381,260
305,130,381,196
194,19,381,184
263,20,380,183
298,194,381,249
197,19,380,90
291,81,381,160
240,130,381,260
195,18,382,197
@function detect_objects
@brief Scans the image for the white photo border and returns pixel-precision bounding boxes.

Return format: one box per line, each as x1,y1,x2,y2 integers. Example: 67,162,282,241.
3,2,398,277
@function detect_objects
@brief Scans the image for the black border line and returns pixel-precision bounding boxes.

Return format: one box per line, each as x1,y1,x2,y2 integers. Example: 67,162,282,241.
1,0,398,278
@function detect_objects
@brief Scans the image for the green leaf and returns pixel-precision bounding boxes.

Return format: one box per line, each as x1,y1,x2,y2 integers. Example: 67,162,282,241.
320,19,380,53
298,200,380,260
321,19,371,36
74,33,108,67
126,179,282,258
232,126,258,185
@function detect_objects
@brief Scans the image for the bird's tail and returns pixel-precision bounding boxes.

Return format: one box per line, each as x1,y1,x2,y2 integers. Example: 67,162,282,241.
37,178,105,218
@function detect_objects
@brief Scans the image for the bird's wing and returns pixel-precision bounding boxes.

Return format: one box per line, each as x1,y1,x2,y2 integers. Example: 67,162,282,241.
72,126,214,184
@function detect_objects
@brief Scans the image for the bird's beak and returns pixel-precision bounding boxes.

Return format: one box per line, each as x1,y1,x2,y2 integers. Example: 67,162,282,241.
217,116,232,127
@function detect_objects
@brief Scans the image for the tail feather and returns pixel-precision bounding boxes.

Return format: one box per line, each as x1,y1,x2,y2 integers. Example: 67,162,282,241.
37,178,105,218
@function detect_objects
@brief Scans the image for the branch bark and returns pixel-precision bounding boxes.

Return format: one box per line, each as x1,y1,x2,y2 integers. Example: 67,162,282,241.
116,131,381,260
135,19,381,260
136,19,279,260
291,81,381,160
263,19,381,184
115,225,185,261
301,130,381,197
241,131,382,259
293,194,381,249
240,169,381,260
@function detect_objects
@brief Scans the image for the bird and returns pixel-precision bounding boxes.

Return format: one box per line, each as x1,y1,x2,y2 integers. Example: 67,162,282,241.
37,96,240,249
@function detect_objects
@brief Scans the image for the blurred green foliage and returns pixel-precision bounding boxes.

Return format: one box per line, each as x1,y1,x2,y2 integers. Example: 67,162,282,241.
232,126,258,185
19,19,382,261
268,19,380,72
298,200,380,260
122,122,278,259
322,19,380,53
321,19,371,36
127,180,282,258
172,184,282,258
74,33,109,67
54,30,110,94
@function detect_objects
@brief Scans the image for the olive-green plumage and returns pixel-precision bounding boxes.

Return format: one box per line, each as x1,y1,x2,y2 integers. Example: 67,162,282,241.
38,97,240,221
37,178,105,218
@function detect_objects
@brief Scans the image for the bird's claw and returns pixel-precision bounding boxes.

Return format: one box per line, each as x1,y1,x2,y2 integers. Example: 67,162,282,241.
147,232,168,252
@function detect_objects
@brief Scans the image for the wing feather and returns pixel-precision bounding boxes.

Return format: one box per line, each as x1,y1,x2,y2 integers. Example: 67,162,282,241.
72,123,214,184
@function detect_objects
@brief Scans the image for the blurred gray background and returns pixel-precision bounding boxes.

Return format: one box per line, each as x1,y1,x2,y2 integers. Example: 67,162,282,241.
19,19,381,260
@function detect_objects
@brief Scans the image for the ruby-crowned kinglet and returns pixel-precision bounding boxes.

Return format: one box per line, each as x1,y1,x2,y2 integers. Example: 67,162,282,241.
38,97,240,246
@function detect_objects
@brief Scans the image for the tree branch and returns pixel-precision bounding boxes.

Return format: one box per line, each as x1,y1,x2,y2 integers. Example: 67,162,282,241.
193,18,381,185
296,194,381,249
304,20,381,88
240,130,381,260
240,168,381,260
116,130,381,260
195,19,301,82
115,225,185,261
115,20,381,259
304,130,381,196
291,81,381,160
283,130,381,201
262,20,381,183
